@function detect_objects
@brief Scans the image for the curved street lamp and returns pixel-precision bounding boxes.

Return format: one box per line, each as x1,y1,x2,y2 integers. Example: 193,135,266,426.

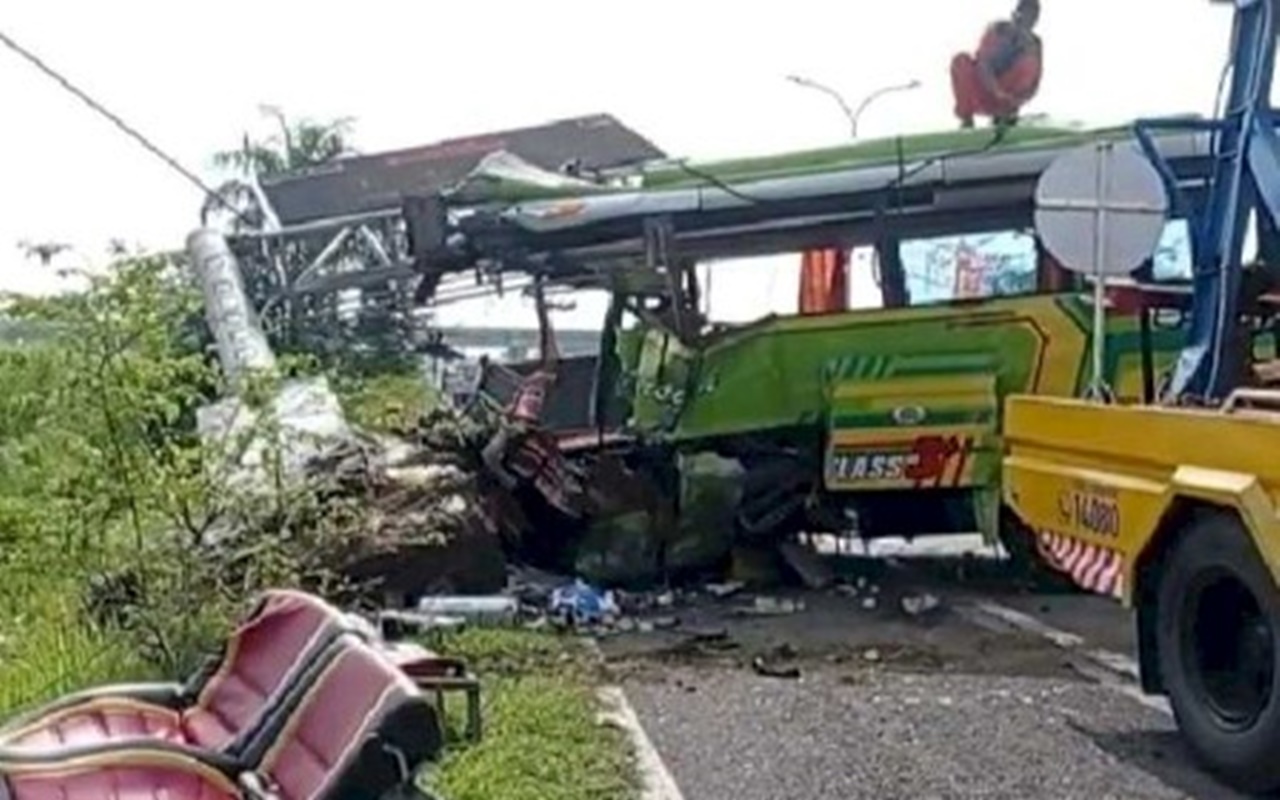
786,75,922,138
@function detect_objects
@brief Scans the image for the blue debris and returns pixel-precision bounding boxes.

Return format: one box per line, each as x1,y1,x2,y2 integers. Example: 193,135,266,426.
549,579,619,626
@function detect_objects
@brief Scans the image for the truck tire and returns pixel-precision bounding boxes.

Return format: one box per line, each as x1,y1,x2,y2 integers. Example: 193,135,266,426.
1156,511,1280,794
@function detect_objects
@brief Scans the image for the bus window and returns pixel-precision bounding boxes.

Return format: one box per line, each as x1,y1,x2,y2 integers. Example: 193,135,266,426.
898,230,1039,306
1151,219,1193,282
849,245,883,310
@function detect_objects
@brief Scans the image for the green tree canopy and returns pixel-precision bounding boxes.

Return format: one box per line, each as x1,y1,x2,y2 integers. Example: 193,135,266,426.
213,105,355,179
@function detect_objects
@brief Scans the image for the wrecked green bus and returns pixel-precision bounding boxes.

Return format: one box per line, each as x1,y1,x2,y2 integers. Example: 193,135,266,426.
406,123,1212,580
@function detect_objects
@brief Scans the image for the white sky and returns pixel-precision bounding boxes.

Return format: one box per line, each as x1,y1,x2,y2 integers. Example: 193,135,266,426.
0,0,1234,328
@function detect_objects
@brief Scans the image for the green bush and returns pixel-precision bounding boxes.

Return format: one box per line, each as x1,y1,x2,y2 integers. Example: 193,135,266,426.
0,255,346,716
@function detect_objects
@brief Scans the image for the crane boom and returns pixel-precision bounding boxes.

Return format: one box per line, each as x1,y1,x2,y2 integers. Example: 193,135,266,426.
1138,0,1280,400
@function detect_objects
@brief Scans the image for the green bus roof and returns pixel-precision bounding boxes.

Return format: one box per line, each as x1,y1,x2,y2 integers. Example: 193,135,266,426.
448,122,1131,205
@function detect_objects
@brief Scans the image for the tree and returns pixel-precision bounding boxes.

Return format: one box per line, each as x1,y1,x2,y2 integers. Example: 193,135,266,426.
203,106,356,232
213,105,355,179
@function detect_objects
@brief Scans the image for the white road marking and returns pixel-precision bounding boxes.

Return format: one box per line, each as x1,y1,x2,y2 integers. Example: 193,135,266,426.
598,685,687,800
967,600,1087,649
1066,655,1174,716
1085,647,1142,681
583,638,685,800
954,600,1170,716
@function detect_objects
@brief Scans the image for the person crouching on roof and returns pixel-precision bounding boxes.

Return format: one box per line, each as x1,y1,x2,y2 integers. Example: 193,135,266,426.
950,0,1043,129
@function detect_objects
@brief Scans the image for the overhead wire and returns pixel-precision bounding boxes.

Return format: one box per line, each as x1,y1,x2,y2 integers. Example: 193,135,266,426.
0,26,249,224
0,21,1020,318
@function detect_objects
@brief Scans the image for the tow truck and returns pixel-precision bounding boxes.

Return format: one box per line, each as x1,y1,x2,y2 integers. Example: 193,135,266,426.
1002,0,1280,791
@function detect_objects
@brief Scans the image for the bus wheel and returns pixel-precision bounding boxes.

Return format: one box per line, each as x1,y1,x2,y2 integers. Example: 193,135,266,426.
1156,511,1280,794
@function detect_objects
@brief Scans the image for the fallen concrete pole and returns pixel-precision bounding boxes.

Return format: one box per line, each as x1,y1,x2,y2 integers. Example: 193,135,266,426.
187,228,277,389
186,227,351,484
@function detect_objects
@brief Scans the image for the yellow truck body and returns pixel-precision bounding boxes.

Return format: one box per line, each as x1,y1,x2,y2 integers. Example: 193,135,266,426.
1003,393,1280,605
1000,391,1280,793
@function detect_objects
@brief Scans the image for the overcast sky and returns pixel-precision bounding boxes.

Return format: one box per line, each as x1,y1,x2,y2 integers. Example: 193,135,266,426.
0,0,1234,328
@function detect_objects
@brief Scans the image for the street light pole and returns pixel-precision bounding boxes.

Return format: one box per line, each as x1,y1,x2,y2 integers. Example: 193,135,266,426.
850,79,922,137
786,75,922,138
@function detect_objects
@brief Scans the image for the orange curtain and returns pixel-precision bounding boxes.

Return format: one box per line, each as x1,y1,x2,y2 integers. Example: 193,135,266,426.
798,248,850,314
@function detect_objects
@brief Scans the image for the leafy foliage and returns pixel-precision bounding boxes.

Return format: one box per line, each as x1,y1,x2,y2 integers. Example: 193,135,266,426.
213,106,355,179
0,254,351,713
0,254,639,800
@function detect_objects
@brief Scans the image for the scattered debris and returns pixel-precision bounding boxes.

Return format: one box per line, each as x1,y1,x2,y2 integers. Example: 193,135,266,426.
686,626,730,644
506,565,568,606
379,609,468,639
705,581,745,599
646,626,740,660
752,656,802,680
417,595,519,624
901,593,944,618
740,596,806,616
549,579,619,626
751,643,802,679
307,424,509,603
778,540,835,590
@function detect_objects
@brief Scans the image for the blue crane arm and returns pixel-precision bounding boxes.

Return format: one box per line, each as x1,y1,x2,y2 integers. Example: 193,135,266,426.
1138,0,1280,401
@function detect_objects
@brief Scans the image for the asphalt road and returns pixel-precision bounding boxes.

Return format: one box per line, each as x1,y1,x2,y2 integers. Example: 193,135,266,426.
601,547,1251,800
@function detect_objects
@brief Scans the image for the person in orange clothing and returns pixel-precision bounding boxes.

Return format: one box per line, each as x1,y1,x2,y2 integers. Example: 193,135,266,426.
798,247,850,315
950,0,1043,129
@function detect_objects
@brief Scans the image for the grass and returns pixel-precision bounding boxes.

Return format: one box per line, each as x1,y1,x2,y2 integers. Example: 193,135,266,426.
422,628,638,800
0,580,156,719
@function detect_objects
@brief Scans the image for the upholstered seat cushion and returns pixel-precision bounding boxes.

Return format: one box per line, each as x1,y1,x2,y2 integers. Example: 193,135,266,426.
0,590,351,756
241,638,443,800
1,701,184,750
0,636,444,800
0,751,241,800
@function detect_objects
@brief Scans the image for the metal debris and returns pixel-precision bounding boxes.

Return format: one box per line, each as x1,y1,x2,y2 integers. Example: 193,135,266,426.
705,581,745,599
778,540,836,589
740,596,806,616
901,593,943,618
752,656,802,680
